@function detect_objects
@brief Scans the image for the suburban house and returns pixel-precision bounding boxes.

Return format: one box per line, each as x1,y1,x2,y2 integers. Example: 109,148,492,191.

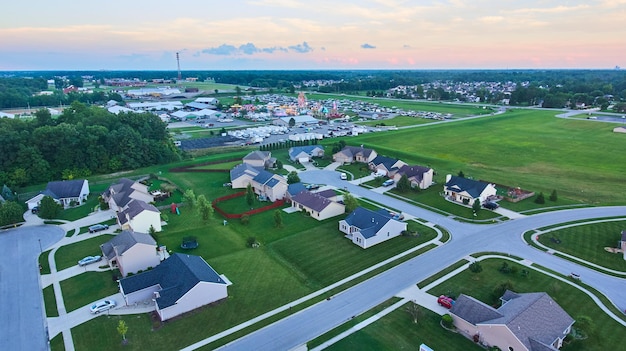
103,178,154,212
26,179,90,210
339,207,407,249
444,174,497,206
243,150,276,169
333,146,378,164
393,165,434,189
118,253,231,321
450,290,575,351
368,155,407,177
229,163,288,202
116,200,162,233
100,230,161,277
290,190,345,221
286,182,307,202
288,145,325,163
315,189,340,202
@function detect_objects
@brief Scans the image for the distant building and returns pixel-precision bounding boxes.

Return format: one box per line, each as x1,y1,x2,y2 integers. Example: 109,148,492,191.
26,179,90,209
339,207,407,249
444,175,496,206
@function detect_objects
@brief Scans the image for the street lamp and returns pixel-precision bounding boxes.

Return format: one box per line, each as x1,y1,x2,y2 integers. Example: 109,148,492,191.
38,239,42,253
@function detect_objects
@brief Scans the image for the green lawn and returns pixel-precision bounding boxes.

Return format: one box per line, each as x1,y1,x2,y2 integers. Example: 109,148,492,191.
43,285,58,317
56,194,100,221
337,163,372,179
54,235,114,271
342,109,626,205
39,250,51,274
355,115,438,127
538,220,626,272
428,258,624,351
60,271,120,312
324,305,481,351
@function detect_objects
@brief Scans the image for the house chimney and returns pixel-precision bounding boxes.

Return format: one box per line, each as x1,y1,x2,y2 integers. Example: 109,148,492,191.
446,174,452,183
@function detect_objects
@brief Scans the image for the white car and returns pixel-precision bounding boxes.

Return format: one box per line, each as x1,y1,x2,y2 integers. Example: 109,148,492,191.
340,173,347,180
78,255,102,266
90,299,116,314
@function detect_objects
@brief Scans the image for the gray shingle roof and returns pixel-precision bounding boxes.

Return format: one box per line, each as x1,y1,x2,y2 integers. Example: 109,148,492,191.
287,182,307,197
343,207,394,239
229,163,261,182
452,291,574,351
445,176,491,198
105,178,138,209
396,165,431,181
119,253,227,309
44,179,87,199
288,145,323,160
315,189,337,199
292,190,334,212
117,200,159,225
243,150,271,161
370,155,400,170
100,230,157,260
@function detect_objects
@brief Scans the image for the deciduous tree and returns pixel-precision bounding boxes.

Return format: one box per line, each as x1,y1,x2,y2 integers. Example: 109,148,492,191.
196,195,213,221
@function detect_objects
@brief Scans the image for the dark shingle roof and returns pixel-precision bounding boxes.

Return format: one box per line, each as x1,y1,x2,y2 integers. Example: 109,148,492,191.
343,207,394,239
119,253,227,309
396,165,431,181
106,178,138,209
117,200,159,225
287,183,307,197
370,155,400,170
338,146,375,159
100,230,156,260
445,176,491,198
230,163,261,182
292,191,334,212
452,291,574,351
288,145,323,160
315,189,337,199
44,179,87,199
243,150,271,161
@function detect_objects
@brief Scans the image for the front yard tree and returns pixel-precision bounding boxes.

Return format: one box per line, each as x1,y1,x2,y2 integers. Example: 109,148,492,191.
472,199,481,214
396,174,411,193
274,209,283,228
343,193,359,213
0,201,24,226
405,302,423,324
549,189,558,202
39,195,61,219
287,171,300,184
469,261,483,273
183,189,197,209
275,160,283,170
288,118,296,127
246,184,254,205
458,170,465,178
196,195,213,221
534,192,545,204
117,320,128,343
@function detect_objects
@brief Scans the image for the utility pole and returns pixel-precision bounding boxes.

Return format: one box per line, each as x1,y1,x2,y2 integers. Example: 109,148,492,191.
176,52,182,81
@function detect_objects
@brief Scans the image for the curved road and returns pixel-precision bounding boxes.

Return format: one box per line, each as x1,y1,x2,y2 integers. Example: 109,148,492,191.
216,170,626,351
0,224,64,351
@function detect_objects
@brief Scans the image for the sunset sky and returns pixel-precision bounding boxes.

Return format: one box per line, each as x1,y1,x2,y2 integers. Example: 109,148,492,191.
1,0,624,70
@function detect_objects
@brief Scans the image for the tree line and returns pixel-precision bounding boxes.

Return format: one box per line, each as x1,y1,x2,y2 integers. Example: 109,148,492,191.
0,101,181,188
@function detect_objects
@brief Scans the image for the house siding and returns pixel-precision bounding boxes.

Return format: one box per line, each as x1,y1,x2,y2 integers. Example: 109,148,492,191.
122,284,161,305
157,282,228,321
117,244,160,277
127,210,162,233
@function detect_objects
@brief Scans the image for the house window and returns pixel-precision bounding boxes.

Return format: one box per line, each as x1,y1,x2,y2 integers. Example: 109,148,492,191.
508,347,514,351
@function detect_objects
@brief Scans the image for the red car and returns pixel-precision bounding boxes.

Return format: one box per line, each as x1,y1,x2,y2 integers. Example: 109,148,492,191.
437,295,455,309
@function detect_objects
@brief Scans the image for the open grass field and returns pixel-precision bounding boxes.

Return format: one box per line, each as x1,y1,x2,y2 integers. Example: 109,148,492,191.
54,235,114,271
538,220,626,272
356,115,440,127
428,258,624,351
339,109,626,205
60,271,120,312
56,195,100,221
43,285,58,317
304,93,495,117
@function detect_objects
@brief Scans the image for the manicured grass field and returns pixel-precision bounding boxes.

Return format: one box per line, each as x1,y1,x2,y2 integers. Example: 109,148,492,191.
428,258,623,351
538,220,626,272
356,115,437,127
56,195,100,221
54,235,113,271
39,250,51,274
60,271,120,312
337,163,372,179
43,285,58,317
324,305,481,351
345,109,626,205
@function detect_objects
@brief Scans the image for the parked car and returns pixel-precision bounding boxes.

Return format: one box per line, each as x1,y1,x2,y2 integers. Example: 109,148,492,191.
31,206,39,214
306,184,320,190
78,255,102,266
483,202,499,210
437,295,455,309
89,299,116,314
340,173,347,180
88,224,109,233
382,179,395,187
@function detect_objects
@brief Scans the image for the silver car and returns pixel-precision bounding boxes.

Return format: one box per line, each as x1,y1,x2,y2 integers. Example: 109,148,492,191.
90,299,116,314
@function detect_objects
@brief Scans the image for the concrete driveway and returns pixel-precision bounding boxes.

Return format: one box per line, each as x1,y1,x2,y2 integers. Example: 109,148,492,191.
0,224,64,351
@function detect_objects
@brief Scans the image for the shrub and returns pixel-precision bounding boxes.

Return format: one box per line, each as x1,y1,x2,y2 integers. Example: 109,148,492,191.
534,192,545,204
469,261,483,273
441,314,454,328
549,189,558,202
241,214,250,225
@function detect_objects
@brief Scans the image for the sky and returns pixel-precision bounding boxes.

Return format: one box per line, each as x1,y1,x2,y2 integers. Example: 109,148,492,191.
1,0,625,70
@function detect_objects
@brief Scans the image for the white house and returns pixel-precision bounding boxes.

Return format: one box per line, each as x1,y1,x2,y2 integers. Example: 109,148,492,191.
103,178,154,212
450,291,574,351
26,179,90,209
444,174,496,206
288,145,325,163
290,190,345,221
368,155,407,177
393,165,434,189
242,150,276,168
338,207,407,249
116,200,162,233
229,163,288,202
100,230,161,277
119,253,231,321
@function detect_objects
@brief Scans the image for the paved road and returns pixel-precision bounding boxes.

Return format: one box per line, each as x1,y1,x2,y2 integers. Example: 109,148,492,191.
0,224,64,351
217,170,626,351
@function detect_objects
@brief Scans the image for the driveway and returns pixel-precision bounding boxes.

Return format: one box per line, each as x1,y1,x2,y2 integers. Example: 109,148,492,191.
0,224,64,351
